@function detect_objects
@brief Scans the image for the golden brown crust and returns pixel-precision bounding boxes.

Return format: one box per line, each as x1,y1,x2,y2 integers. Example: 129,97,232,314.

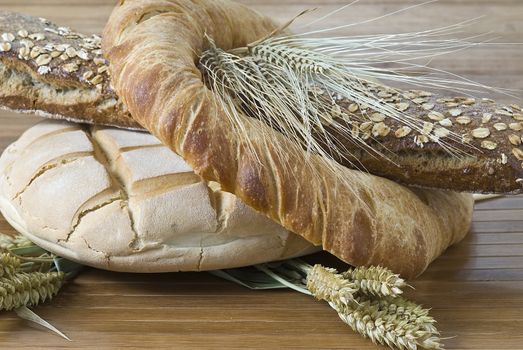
2,10,522,193
102,0,475,277
0,11,140,129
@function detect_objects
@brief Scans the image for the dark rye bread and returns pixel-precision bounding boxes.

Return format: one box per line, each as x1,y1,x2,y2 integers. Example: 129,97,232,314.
1,10,522,193
0,11,140,129
318,86,523,194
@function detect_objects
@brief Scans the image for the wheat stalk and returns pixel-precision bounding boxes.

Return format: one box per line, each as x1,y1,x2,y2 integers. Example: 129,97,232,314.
251,260,442,350
198,5,515,189
331,295,442,350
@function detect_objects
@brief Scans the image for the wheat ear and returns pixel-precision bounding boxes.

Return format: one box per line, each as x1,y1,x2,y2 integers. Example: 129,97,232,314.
306,264,358,305
265,260,443,350
0,233,33,251
0,232,83,312
0,271,64,311
331,295,442,350
344,265,408,298
199,6,515,189
0,253,20,278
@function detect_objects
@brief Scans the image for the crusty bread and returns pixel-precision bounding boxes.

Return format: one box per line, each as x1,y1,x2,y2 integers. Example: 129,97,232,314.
0,120,317,272
1,10,522,193
320,88,523,194
0,11,140,130
101,0,476,278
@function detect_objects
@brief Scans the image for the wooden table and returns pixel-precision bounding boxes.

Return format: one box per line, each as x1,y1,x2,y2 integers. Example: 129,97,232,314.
0,1,522,349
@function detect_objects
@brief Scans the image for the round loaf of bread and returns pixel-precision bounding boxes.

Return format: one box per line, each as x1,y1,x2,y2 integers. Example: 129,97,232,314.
0,120,317,272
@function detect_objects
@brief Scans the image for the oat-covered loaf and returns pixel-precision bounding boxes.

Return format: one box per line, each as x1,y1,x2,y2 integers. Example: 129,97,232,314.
102,0,477,278
0,11,139,129
1,10,523,193
0,120,317,272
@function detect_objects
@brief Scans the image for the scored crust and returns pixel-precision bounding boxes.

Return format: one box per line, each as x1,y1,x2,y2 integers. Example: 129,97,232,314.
0,120,317,272
102,0,475,277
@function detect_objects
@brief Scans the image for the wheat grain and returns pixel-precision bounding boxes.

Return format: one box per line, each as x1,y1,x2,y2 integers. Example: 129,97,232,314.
12,236,33,249
0,253,20,278
344,265,407,298
306,264,358,306
0,233,32,250
0,271,64,311
0,234,13,250
375,296,438,334
250,43,330,74
331,295,442,350
199,20,504,189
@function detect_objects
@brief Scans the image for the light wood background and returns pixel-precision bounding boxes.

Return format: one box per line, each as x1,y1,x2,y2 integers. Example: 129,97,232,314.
0,1,522,349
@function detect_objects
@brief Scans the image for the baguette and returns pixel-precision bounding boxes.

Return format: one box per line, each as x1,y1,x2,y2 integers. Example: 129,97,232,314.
1,10,522,193
0,120,317,271
102,0,476,278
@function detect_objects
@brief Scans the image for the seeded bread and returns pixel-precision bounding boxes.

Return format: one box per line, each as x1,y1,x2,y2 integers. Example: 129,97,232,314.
317,87,523,194
1,10,522,193
101,0,477,278
0,11,140,129
0,120,318,272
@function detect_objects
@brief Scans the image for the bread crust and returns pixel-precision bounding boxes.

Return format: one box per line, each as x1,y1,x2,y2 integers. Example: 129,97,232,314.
1,10,522,193
321,90,523,194
102,0,476,277
0,120,317,272
0,11,140,130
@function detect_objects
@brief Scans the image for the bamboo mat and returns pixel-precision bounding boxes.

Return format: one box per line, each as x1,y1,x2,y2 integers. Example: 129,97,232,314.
0,1,522,349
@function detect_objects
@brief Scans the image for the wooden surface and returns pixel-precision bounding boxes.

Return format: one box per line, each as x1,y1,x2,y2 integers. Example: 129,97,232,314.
0,0,522,349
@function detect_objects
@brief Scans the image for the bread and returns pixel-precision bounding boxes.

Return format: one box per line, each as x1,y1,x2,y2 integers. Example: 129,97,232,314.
100,0,476,278
0,11,140,130
0,120,474,277
0,120,317,272
2,10,522,193
319,87,523,194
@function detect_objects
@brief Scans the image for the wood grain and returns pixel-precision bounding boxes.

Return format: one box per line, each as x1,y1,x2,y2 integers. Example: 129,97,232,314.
0,1,522,349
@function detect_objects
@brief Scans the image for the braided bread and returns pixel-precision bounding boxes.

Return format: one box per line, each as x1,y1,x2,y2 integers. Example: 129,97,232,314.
102,0,476,277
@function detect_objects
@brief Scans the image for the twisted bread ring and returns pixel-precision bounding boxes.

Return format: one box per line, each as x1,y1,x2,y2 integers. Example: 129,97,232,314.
103,0,473,277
